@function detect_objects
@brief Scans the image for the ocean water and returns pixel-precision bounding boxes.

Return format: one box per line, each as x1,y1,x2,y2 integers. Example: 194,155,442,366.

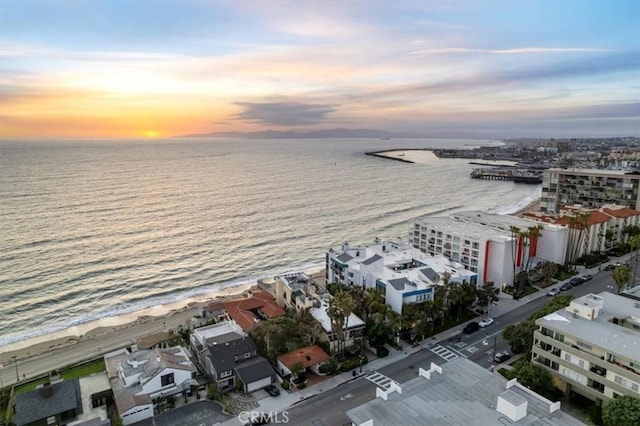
0,138,540,345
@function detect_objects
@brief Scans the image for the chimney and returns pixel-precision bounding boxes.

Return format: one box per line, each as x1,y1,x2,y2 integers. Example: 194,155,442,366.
342,241,349,252
42,382,54,398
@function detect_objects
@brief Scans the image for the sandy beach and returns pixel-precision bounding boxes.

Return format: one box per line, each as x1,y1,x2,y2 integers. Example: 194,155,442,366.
0,282,258,368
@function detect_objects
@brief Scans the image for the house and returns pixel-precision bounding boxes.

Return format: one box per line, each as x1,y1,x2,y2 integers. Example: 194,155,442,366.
327,238,478,313
272,272,325,312
13,379,83,426
276,345,330,378
204,335,276,393
190,320,247,367
310,299,365,352
104,346,197,425
135,330,175,350
222,290,286,332
200,301,228,323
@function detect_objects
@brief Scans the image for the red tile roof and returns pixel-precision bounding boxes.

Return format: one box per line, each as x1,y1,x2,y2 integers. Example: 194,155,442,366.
277,345,330,370
553,210,610,227
602,207,640,218
223,291,285,332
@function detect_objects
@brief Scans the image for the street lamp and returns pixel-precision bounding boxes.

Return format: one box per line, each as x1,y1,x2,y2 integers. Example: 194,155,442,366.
12,356,19,382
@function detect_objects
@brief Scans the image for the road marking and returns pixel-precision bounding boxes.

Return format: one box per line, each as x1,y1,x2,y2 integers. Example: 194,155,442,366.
365,372,399,390
453,342,467,348
466,346,478,353
340,393,353,401
430,344,459,361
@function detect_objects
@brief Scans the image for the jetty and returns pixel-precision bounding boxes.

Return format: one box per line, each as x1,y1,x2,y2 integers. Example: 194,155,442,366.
470,168,543,184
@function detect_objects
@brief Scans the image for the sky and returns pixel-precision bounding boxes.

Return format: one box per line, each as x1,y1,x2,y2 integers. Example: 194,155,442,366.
1,0,639,139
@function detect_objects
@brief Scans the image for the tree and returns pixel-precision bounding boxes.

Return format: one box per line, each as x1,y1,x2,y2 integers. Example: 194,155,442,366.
513,362,554,395
611,265,631,294
538,261,560,285
476,281,499,317
327,290,355,356
502,321,536,353
387,310,403,345
602,395,640,426
509,226,521,286
362,288,385,322
566,212,589,269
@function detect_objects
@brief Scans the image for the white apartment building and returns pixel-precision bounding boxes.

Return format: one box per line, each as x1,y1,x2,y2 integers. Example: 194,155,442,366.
542,168,640,213
326,238,477,313
533,292,640,404
412,211,567,287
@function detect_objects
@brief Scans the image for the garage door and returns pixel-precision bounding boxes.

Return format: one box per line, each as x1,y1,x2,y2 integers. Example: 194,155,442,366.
246,377,272,393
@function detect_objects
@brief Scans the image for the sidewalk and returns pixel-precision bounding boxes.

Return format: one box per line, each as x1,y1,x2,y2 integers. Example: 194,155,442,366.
220,255,634,425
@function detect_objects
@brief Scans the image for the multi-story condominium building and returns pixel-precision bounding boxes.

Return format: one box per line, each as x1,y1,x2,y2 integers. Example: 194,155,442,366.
532,292,640,405
541,168,640,213
326,238,477,313
412,211,567,287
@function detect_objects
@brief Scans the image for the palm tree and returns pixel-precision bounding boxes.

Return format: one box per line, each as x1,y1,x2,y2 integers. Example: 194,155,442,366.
387,310,403,345
509,226,521,286
328,290,355,356
566,212,589,269
363,287,384,322
611,265,631,294
448,285,466,321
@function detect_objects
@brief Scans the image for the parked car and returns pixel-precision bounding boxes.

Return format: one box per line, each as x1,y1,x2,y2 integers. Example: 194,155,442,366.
264,384,280,397
560,282,573,291
493,351,511,363
463,321,480,334
478,318,495,328
569,277,585,286
582,274,593,282
547,287,560,296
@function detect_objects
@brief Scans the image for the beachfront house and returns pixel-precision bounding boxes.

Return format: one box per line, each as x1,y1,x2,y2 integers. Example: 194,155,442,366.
190,320,276,393
310,298,365,353
271,272,325,312
12,379,84,426
104,346,197,425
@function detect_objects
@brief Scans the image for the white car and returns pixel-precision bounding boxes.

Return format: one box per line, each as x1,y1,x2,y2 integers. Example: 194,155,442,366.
478,318,494,328
547,287,560,296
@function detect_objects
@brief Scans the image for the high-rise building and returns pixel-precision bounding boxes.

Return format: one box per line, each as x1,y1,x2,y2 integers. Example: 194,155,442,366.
532,292,640,404
541,168,640,213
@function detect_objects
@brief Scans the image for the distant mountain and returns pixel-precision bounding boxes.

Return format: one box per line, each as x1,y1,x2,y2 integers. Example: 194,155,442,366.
177,128,425,139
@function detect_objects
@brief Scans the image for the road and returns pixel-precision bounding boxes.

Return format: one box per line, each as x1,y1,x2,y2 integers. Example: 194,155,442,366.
286,270,617,426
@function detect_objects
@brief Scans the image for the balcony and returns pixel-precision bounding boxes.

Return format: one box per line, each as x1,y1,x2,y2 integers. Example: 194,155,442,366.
590,366,607,377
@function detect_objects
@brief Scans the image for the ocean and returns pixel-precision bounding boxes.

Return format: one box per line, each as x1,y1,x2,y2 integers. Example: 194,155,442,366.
0,138,540,346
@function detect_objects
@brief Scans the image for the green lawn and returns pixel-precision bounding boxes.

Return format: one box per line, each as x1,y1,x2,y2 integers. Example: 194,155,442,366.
15,358,106,394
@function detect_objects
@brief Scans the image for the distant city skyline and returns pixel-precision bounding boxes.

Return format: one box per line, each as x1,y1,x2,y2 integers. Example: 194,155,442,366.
1,0,639,139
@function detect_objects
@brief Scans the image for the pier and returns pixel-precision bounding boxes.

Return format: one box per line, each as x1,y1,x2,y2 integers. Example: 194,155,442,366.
470,168,543,184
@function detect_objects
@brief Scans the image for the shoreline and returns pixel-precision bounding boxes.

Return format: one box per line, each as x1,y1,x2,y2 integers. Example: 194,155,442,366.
0,265,325,366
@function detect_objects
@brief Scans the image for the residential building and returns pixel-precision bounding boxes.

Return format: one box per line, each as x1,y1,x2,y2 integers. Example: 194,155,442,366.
541,168,640,213
412,212,567,287
523,204,640,258
310,298,365,351
276,345,330,378
13,379,83,426
104,346,197,425
327,238,477,313
272,272,325,312
345,357,583,426
69,373,112,426
533,292,640,404
190,320,275,393
222,290,286,332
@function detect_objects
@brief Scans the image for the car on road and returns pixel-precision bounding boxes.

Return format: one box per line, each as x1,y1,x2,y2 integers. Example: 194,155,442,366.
568,277,585,286
560,282,573,291
264,384,280,397
463,321,480,334
478,318,495,328
582,274,593,281
547,287,560,296
493,351,511,363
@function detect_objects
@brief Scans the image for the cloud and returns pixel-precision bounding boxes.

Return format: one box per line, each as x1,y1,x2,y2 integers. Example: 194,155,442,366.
410,47,611,55
234,101,338,126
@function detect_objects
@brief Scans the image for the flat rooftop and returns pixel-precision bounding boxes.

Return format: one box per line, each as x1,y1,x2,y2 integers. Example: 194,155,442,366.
546,168,640,178
536,292,640,361
415,216,510,241
453,211,565,232
310,299,365,333
346,358,583,426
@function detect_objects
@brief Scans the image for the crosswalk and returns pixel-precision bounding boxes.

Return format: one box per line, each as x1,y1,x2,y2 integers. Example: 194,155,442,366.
365,371,399,390
430,344,460,362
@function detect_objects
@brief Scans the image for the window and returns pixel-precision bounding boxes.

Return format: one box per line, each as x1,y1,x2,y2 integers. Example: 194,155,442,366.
161,373,175,387
220,370,232,378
